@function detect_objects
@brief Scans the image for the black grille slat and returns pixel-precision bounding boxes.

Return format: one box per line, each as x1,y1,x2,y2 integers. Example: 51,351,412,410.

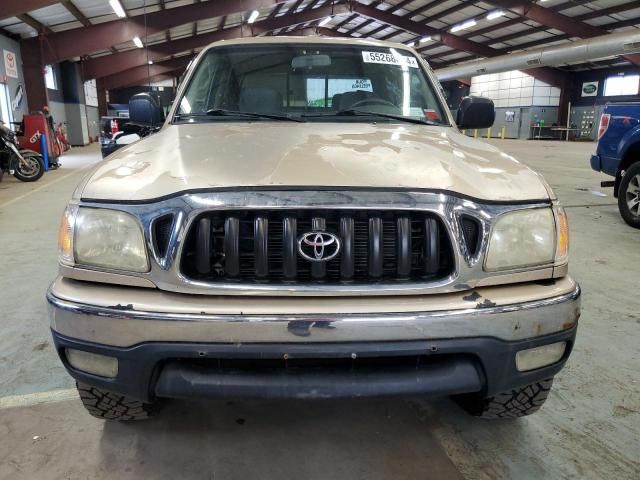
181,210,454,284
424,217,440,275
224,217,240,278
339,217,354,280
195,217,211,275
396,216,412,278
283,217,297,280
254,217,269,279
368,217,383,279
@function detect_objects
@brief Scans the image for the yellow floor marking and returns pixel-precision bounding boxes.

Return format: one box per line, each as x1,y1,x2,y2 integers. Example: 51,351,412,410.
0,164,93,210
0,388,78,410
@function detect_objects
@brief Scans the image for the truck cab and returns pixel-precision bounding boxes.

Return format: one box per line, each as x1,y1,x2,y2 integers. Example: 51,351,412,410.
591,102,640,228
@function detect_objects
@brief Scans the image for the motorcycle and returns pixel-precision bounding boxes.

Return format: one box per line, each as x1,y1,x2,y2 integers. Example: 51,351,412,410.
0,121,45,182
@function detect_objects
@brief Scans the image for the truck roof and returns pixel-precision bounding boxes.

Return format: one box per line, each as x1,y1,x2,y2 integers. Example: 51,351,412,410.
200,35,417,55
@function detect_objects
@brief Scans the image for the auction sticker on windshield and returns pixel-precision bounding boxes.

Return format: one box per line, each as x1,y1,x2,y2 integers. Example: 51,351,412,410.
362,51,419,68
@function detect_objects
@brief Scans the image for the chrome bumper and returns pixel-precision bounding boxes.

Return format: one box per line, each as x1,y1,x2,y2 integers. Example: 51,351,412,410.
47,277,581,348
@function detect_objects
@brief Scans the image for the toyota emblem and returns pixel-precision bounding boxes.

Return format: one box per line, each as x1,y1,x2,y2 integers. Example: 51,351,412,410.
297,231,341,262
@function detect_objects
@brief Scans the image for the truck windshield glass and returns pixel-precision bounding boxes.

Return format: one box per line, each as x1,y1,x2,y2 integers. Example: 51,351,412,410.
174,44,448,125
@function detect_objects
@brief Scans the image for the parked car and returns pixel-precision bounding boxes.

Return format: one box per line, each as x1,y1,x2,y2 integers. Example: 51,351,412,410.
591,103,640,228
48,37,580,421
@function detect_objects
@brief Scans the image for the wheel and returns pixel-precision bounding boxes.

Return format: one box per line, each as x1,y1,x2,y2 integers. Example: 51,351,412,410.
13,154,44,182
455,378,554,419
76,382,154,421
618,162,640,229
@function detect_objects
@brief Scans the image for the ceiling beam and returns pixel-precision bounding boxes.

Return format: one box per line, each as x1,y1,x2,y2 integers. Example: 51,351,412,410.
118,73,180,89
61,1,91,27
352,2,497,57
279,26,351,37
434,14,640,69
486,0,640,65
16,13,51,34
103,56,193,91
350,2,567,87
417,0,624,55
24,0,287,64
83,3,348,80
0,0,60,21
489,0,603,37
379,0,478,41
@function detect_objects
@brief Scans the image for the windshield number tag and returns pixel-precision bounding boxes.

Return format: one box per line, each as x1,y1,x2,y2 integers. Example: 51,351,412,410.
362,51,419,68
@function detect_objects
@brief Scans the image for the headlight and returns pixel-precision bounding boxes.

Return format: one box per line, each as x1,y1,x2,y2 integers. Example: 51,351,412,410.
57,206,149,272
485,208,555,271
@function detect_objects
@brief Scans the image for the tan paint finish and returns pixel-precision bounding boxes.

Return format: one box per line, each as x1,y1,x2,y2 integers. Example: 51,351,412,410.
58,265,156,288
50,276,576,316
80,123,550,202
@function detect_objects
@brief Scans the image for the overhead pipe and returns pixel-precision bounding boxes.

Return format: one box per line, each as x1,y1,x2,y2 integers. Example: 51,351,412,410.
434,30,640,82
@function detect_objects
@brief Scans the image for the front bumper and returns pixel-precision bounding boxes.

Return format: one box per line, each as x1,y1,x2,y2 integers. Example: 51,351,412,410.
48,276,580,402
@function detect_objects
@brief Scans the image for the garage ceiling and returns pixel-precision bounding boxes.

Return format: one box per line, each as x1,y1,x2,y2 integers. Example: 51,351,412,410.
1,0,638,79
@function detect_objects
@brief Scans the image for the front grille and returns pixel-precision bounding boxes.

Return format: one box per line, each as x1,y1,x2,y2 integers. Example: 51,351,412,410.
180,210,454,284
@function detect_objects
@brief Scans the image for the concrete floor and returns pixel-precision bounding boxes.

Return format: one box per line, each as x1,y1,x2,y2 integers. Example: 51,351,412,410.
0,140,638,479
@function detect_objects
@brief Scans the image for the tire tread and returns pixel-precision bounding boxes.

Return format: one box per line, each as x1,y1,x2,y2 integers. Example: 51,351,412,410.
76,382,153,421
457,378,554,419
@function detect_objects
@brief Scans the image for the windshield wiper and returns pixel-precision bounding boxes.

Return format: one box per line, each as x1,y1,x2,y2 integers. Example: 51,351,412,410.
206,109,304,122
175,109,304,122
303,109,441,126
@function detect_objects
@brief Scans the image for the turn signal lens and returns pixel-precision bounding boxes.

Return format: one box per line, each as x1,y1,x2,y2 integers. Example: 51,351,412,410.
66,349,118,378
516,342,566,372
58,205,78,265
555,207,569,264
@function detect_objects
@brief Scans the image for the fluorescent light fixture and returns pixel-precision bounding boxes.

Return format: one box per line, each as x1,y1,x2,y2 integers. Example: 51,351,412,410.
486,10,505,20
406,41,415,47
450,19,477,33
133,36,143,48
247,10,260,24
108,0,126,18
318,16,332,27
420,36,432,43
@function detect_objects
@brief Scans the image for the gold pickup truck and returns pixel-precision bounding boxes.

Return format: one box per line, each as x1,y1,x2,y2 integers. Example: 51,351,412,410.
48,37,580,421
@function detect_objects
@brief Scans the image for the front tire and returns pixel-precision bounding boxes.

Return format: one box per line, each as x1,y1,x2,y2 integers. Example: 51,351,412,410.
76,382,154,421
455,378,554,419
13,154,44,182
618,162,640,229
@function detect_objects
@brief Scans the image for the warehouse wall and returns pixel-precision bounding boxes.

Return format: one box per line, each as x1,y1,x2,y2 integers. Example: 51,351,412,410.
469,71,561,108
568,67,639,140
571,67,640,107
0,33,28,122
466,70,562,139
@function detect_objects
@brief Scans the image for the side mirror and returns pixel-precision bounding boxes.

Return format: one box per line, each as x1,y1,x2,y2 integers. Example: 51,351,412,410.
456,96,495,130
129,92,164,128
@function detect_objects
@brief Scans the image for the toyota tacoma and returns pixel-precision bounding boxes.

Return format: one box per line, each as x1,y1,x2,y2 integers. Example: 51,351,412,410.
48,37,580,421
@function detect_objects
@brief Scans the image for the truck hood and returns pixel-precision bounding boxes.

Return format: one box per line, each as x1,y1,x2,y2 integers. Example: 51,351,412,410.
80,122,551,202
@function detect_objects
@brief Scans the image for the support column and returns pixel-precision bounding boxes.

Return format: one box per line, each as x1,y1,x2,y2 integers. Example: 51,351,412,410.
20,37,48,112
558,75,574,127
96,78,107,117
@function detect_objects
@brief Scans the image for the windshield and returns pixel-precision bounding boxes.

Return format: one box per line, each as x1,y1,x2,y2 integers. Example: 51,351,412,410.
174,44,449,125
